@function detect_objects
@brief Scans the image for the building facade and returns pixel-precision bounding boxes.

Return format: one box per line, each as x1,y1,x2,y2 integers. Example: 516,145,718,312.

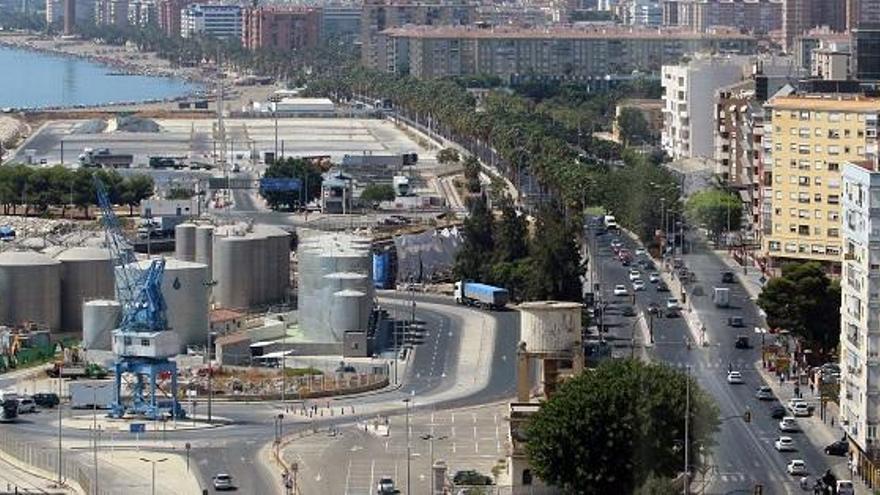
46,0,95,30
242,6,321,51
380,26,757,81
811,45,852,80
94,0,129,26
127,0,156,27
661,0,782,33
840,159,880,489
762,95,880,272
181,3,243,40
321,5,362,45
783,0,847,51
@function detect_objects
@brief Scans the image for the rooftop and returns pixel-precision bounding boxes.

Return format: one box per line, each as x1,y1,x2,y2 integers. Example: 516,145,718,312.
382,25,754,40
210,308,245,324
768,94,880,111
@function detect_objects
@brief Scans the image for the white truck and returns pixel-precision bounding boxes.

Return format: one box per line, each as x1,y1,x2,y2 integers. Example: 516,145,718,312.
713,287,730,308
69,380,114,409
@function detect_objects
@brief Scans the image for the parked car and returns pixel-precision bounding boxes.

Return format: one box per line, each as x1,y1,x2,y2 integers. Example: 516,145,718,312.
755,386,775,401
17,396,36,414
774,436,795,452
786,460,807,476
635,248,647,256
666,298,680,310
727,371,744,384
728,316,745,327
779,417,800,432
213,473,234,491
632,279,646,291
770,405,787,419
734,335,751,349
647,303,661,315
837,480,855,495
824,440,849,456
32,393,59,408
613,285,628,296
722,271,735,283
791,402,811,417
656,282,670,292
649,272,660,283
453,470,493,486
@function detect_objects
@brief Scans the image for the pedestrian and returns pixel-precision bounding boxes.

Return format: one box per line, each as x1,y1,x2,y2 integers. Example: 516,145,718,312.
810,382,814,396
779,373,784,385
795,385,800,398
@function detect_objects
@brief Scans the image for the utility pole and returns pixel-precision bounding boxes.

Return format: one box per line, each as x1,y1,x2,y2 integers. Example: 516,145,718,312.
684,365,690,495
404,398,411,494
139,457,168,495
93,426,101,495
57,376,62,486
204,280,217,424
421,434,446,494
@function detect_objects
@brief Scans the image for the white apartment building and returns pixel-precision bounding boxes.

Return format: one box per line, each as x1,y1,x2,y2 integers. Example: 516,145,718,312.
181,4,242,40
841,159,880,486
662,55,750,159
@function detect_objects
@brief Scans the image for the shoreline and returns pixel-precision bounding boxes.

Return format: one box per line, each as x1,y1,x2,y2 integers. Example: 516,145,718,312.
0,32,210,112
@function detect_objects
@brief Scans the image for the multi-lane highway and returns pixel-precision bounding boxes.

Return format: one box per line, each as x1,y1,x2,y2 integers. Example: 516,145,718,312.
586,221,844,493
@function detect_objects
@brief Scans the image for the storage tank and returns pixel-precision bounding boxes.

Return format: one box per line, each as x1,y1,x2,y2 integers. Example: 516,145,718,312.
82,299,121,351
130,259,209,351
56,247,114,331
213,234,254,309
0,251,61,330
518,301,582,354
194,225,214,281
330,289,368,340
175,223,197,261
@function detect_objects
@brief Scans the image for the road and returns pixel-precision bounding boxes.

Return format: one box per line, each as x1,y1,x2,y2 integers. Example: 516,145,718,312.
585,221,844,494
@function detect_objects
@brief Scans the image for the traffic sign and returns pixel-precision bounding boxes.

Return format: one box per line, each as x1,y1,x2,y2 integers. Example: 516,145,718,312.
130,423,146,433
260,178,302,192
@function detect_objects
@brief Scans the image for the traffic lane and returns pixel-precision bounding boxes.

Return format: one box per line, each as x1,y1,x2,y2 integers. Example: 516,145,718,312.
194,442,278,495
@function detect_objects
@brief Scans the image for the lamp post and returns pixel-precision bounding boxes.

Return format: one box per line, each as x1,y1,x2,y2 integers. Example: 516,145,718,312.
420,434,447,495
82,382,108,495
57,375,63,486
204,279,217,424
684,365,690,495
139,456,168,495
403,398,412,494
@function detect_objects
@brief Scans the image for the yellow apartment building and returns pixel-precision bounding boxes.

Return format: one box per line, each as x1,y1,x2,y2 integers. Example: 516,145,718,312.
763,94,880,273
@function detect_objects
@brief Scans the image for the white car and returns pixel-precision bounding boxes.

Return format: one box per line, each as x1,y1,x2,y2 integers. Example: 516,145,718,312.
213,473,234,491
755,386,775,401
632,279,646,291
628,269,641,281
786,460,806,476
791,402,811,417
610,240,623,250
787,398,806,409
17,396,36,414
774,436,795,451
635,248,647,256
377,477,396,494
779,417,800,432
649,272,660,283
836,480,855,495
726,371,744,384
666,298,680,310
613,285,628,296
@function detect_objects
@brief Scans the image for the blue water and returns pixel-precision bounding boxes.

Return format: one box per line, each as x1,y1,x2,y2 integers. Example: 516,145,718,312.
0,45,200,109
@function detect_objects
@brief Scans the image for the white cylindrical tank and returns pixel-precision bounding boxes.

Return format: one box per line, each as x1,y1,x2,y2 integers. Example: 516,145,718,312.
56,247,114,332
0,251,62,330
518,301,582,354
213,235,253,309
195,225,214,281
130,259,209,351
330,289,367,339
175,223,197,262
82,299,121,351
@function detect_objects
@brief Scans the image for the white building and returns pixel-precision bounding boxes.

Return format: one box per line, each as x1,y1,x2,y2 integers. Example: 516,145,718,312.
662,55,751,159
46,0,95,25
623,0,662,26
840,159,880,483
181,4,242,40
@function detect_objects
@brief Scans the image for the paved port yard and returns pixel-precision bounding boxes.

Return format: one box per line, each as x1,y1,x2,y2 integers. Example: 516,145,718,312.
13,118,432,169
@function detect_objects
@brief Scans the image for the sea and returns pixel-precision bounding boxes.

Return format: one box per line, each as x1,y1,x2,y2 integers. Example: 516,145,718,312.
0,45,200,110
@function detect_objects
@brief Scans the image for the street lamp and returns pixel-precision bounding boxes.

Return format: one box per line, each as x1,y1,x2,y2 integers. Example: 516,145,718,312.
139,456,168,495
420,434,447,495
403,398,412,494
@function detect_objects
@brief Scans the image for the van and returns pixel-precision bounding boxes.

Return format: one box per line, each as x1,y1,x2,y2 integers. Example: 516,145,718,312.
604,215,619,230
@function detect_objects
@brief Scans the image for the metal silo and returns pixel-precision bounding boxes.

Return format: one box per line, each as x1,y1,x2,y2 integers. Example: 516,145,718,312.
0,251,61,331
330,289,366,340
56,247,114,331
82,299,121,351
213,234,253,310
195,225,214,281
175,223,197,262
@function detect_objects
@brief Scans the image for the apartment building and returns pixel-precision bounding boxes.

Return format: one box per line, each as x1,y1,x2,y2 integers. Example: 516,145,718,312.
242,6,321,51
661,0,782,33
621,0,663,26
763,95,880,273
811,44,852,80
321,5,362,46
181,4,243,40
361,0,475,70
783,0,847,51
379,26,757,81
46,0,95,29
839,159,880,489
127,0,156,27
94,0,129,26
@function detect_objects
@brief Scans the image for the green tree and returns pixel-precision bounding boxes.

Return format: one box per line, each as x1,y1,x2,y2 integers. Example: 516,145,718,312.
617,108,652,146
165,187,193,200
634,474,679,495
360,183,396,204
462,155,482,194
757,262,841,351
121,175,155,215
453,195,494,281
685,189,742,240
437,148,460,164
261,157,323,211
526,203,582,301
525,360,719,494
493,196,528,263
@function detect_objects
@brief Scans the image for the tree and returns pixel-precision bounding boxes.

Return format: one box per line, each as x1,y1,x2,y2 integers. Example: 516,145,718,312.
526,203,582,301
121,175,155,215
493,196,528,263
685,189,742,240
757,261,841,351
617,108,652,146
360,183,395,204
165,187,193,200
437,148,460,164
525,360,719,494
462,155,481,194
260,157,323,210
453,194,494,281
634,474,679,495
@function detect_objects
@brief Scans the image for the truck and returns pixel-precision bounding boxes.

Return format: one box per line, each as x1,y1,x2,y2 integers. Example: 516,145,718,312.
0,390,18,422
69,380,114,409
604,215,619,231
137,216,186,239
149,156,186,170
45,345,108,380
713,287,730,308
79,148,133,169
454,281,509,309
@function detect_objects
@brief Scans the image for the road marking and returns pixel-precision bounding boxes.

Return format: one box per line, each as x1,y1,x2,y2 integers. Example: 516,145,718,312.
452,442,457,454
344,459,352,495
473,426,477,439
369,459,375,494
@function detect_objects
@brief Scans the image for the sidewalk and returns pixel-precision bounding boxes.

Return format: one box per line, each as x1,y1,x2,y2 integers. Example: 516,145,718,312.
0,448,83,495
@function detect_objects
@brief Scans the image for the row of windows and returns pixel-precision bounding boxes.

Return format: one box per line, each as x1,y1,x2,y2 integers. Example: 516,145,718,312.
774,223,840,237
774,176,841,190
781,158,841,172
775,207,840,223
767,240,841,255
773,110,876,124
784,127,866,139
774,141,866,156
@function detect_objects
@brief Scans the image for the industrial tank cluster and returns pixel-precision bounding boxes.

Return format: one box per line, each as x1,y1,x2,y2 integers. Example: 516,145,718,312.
297,232,374,343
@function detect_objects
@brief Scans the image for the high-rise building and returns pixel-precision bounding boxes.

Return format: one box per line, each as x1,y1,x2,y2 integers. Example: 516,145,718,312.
157,0,192,37
242,6,321,51
361,0,476,69
854,28,880,81
94,0,129,26
181,4,243,40
127,0,156,27
662,0,783,34
848,0,880,29
46,0,94,29
762,94,880,273
783,0,847,52
321,5,362,46
839,157,880,489
811,42,853,80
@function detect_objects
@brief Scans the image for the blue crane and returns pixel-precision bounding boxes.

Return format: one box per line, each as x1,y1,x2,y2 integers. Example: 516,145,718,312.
95,178,184,419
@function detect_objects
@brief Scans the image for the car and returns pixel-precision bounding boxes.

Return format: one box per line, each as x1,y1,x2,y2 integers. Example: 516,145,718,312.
666,298,680,310
775,436,796,452
727,371,744,384
770,405,787,419
377,477,396,494
613,285,628,296
32,393,59,408
213,473,234,491
734,335,751,349
632,279,646,291
837,480,855,495
635,248,646,256
649,272,660,283
728,316,745,327
791,402,811,417
452,470,493,486
722,271,735,283
779,417,800,432
825,440,849,456
610,239,622,250
787,398,807,410
628,269,641,281
647,303,661,315
755,386,775,401
656,282,670,292
786,460,807,476
17,396,36,414
621,305,637,317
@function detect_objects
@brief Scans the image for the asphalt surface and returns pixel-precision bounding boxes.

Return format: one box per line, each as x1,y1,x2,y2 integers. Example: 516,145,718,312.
585,221,843,494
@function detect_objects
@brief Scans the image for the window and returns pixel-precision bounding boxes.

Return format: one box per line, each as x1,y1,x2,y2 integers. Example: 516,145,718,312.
775,208,782,215
829,228,840,237
814,145,823,153
828,145,841,155
799,209,810,218
815,128,823,136
800,111,810,121
789,224,798,233
815,160,824,170
790,127,798,136
844,129,851,138
799,193,811,203
799,128,810,138
829,194,840,204
828,129,841,139
790,175,798,184
776,191,783,199
830,179,841,189
815,177,822,186
769,241,781,251
814,193,823,203
789,192,797,200
140,339,150,347
790,159,798,169
799,144,811,155
829,211,840,221
829,163,840,172
829,112,841,122
799,159,811,170
789,208,797,217
799,176,810,186
815,209,823,219
124,337,132,346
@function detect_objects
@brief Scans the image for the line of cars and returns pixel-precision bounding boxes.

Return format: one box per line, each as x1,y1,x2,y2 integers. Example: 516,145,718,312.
0,390,59,422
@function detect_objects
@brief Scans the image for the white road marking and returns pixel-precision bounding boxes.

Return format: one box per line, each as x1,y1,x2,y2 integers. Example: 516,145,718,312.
344,459,352,495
